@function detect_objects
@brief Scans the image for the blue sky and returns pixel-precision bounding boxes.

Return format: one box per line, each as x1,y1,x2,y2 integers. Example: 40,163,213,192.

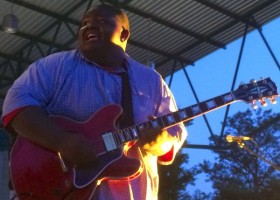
165,16,280,194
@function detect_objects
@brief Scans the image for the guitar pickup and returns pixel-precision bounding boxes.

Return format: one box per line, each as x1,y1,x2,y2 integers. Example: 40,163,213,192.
102,132,118,151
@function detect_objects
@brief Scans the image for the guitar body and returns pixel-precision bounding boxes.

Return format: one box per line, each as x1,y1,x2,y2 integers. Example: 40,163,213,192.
10,104,143,200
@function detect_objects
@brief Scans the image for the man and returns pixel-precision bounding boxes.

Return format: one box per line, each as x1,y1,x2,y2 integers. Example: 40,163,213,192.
2,4,187,200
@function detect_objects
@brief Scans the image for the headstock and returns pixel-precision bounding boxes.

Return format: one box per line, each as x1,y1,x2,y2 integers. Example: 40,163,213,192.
233,78,278,108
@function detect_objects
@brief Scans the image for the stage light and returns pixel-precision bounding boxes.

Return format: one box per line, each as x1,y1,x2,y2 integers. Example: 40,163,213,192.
2,1,18,34
3,13,18,34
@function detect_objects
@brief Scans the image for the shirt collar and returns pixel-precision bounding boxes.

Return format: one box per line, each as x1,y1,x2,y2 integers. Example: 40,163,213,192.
79,49,131,74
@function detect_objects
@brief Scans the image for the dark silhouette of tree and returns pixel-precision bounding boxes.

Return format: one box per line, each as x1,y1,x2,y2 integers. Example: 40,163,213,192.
157,120,199,200
158,142,199,200
199,108,280,200
191,190,213,200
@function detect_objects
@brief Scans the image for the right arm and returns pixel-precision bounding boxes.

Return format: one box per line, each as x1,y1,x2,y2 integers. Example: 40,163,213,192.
6,106,98,169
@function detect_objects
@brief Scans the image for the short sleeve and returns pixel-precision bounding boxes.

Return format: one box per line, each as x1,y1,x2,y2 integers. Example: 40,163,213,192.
155,78,188,165
2,57,56,122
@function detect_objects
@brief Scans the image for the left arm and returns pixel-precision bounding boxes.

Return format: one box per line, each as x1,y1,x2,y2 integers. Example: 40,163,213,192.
138,77,187,163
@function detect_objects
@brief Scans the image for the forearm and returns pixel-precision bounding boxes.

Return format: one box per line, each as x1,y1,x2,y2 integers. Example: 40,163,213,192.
8,106,66,150
7,106,97,168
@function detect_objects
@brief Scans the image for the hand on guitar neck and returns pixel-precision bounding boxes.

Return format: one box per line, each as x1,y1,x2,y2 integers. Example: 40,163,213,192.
138,127,175,156
137,115,175,156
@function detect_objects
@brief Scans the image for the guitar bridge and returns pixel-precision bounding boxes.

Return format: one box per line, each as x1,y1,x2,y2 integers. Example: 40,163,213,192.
102,132,117,151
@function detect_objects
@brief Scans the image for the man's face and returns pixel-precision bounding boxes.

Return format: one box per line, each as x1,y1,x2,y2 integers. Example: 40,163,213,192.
78,7,126,53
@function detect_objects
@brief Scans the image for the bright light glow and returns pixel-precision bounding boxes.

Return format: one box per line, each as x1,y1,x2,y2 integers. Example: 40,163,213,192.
2,14,18,34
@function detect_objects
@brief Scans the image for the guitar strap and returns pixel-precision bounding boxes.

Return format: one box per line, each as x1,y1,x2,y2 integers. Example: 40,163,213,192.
119,71,135,129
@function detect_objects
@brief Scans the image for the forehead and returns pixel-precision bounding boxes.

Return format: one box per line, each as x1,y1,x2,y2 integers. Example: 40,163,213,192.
83,7,118,20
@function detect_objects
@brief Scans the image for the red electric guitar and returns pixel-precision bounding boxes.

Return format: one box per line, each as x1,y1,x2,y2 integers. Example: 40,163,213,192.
10,78,278,199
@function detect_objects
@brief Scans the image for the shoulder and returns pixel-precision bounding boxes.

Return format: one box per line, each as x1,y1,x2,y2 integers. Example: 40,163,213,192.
127,57,162,82
37,50,80,66
29,50,80,74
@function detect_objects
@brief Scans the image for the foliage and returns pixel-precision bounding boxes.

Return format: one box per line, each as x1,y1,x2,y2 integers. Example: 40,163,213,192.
190,190,213,200
200,108,280,200
158,142,199,200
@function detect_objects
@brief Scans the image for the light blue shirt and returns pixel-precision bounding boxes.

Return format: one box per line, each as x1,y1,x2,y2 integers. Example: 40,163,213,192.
3,49,187,200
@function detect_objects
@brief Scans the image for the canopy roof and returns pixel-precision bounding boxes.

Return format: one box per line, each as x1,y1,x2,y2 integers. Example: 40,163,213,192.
0,0,280,130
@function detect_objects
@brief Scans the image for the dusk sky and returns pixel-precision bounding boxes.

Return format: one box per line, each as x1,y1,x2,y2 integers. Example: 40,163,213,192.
165,16,280,194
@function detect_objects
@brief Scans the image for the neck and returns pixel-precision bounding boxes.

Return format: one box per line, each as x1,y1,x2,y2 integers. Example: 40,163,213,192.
82,45,126,70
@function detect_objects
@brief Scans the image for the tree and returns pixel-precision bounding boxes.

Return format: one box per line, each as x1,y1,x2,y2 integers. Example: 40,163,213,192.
157,120,199,200
200,108,280,200
158,143,198,200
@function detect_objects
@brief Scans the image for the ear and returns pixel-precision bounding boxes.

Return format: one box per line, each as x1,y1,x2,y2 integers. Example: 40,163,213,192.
120,28,130,42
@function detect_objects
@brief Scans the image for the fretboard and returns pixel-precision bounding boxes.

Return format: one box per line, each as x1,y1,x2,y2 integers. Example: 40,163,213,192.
103,91,236,149
101,77,277,152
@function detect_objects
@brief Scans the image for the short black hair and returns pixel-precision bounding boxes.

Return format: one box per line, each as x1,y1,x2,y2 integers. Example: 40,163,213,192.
85,4,130,31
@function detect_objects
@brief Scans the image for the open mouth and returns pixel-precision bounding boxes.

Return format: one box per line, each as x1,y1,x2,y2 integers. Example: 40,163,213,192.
86,33,100,41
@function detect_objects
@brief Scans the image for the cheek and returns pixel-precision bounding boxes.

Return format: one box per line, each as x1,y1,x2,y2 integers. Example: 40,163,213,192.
77,29,84,43
111,33,121,42
109,29,123,42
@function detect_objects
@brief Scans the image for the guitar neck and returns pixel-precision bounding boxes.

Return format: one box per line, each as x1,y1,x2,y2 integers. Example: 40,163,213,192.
102,77,278,152
113,91,236,146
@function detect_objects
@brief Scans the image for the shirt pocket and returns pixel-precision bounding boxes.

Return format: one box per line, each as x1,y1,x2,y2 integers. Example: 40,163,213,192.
132,89,156,124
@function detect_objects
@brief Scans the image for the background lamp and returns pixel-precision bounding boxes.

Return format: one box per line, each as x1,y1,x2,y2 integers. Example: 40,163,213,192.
2,14,19,34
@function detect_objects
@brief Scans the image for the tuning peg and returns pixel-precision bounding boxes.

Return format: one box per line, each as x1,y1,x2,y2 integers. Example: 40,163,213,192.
242,84,248,89
261,78,268,84
250,79,256,83
270,97,277,104
260,98,267,106
251,101,258,109
250,79,257,86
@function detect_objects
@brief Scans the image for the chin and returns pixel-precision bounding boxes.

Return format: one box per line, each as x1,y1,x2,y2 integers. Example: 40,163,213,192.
81,43,102,52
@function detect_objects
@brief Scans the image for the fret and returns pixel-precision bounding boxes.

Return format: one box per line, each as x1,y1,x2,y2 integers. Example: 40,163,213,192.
116,127,139,145
142,122,150,129
135,124,144,138
138,123,145,130
173,111,183,124
206,99,216,110
124,129,131,141
161,116,169,128
114,131,121,146
167,114,176,124
186,107,194,118
199,102,209,113
212,92,234,107
151,119,160,128
136,123,146,139
151,117,165,129
145,122,150,128
214,96,224,107
130,127,139,139
223,93,234,103
119,131,126,143
178,109,188,120
135,124,142,134
158,116,167,128
161,114,175,128
191,105,201,115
